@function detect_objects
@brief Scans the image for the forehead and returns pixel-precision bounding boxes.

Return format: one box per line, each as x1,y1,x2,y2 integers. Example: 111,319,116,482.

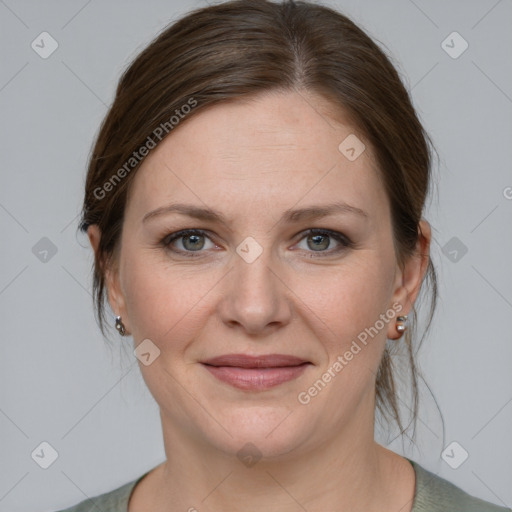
125,90,387,226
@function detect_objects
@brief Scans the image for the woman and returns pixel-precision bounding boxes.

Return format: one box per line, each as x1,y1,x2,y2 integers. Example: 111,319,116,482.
57,0,510,510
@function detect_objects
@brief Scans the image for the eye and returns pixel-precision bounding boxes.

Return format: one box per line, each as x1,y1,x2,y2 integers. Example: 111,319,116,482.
294,229,352,256
162,229,216,257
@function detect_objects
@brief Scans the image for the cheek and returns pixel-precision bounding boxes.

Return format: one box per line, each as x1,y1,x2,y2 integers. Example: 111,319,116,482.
121,250,221,343
303,255,394,349
295,261,394,415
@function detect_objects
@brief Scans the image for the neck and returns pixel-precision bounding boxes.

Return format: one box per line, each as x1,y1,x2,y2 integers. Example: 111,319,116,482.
141,407,411,512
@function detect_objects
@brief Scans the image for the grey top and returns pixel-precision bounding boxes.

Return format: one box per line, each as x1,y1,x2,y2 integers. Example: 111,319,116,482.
54,458,511,512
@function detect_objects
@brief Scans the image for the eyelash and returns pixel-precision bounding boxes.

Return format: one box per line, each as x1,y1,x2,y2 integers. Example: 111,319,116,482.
161,228,353,258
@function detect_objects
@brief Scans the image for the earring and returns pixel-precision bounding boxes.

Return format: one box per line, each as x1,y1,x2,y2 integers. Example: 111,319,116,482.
396,315,408,336
115,315,126,336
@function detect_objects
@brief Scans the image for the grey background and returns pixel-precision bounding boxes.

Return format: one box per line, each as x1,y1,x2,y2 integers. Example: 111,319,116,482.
1,0,511,511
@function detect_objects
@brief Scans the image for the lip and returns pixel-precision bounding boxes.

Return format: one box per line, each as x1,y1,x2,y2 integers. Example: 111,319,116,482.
201,353,312,391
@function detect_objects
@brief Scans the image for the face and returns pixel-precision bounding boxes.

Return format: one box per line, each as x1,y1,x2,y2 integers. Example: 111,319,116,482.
91,90,428,459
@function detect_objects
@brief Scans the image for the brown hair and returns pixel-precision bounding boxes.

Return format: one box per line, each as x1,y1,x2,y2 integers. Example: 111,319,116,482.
79,0,438,439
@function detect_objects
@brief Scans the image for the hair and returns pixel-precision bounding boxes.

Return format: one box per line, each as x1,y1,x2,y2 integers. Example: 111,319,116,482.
79,0,439,440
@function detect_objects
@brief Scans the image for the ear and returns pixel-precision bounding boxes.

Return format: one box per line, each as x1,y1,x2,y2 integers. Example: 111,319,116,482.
386,219,431,340
87,225,130,334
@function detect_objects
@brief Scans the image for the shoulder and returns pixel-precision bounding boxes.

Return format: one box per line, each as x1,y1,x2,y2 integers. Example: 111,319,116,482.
53,472,148,512
408,458,511,512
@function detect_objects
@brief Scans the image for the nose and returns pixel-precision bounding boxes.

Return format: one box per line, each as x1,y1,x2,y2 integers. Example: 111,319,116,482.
217,247,292,336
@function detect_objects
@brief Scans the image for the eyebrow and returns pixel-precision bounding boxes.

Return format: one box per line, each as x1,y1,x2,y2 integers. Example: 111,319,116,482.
142,201,368,225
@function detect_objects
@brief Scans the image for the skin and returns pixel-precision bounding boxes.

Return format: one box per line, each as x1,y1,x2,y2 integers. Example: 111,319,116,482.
88,89,431,512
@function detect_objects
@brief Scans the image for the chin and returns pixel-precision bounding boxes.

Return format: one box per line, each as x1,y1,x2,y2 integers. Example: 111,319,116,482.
204,404,314,462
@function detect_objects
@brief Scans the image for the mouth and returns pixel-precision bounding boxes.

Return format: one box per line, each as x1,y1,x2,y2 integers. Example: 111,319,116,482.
201,354,312,391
